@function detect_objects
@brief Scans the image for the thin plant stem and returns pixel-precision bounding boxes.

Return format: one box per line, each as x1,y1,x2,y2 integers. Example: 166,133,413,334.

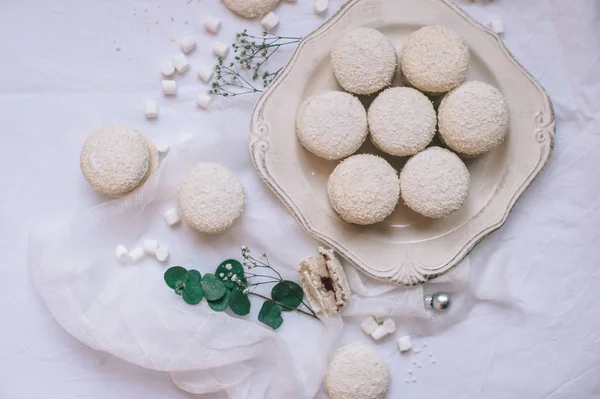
249,292,318,319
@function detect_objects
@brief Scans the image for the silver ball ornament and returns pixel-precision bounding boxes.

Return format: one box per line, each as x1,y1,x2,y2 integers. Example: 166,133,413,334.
424,292,451,311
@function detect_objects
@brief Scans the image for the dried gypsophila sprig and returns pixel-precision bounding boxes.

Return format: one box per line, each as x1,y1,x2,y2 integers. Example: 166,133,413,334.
241,245,318,319
208,30,302,97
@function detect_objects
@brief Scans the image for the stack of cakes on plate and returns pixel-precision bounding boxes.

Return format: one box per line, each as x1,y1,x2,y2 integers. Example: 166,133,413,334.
296,25,510,224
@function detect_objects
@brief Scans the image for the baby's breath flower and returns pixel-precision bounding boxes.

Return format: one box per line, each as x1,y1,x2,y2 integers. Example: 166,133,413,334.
208,30,301,97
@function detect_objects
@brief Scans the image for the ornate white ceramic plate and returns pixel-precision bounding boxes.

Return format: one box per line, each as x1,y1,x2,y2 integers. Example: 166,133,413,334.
249,0,555,285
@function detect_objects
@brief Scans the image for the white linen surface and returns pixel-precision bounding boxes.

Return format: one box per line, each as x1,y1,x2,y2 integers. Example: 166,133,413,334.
1,0,600,398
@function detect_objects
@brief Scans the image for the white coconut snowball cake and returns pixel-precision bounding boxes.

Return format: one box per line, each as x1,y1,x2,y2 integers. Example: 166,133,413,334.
324,343,390,399
400,25,470,94
297,91,368,160
328,154,400,225
222,0,280,18
80,125,151,196
438,81,510,156
178,163,246,234
400,147,470,219
368,87,437,156
331,28,397,95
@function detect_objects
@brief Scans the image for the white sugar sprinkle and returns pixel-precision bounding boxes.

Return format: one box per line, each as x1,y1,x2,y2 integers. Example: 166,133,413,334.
400,147,470,219
368,87,436,156
331,27,397,95
400,25,470,94
328,154,400,225
438,80,510,156
296,91,367,160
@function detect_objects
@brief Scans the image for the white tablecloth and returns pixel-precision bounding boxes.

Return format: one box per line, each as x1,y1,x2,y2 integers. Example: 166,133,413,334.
1,0,599,398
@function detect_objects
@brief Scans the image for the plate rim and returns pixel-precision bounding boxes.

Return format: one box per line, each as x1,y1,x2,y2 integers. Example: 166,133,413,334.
249,0,556,286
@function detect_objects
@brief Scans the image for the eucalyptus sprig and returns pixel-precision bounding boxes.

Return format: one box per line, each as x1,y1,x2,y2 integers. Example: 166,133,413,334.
208,30,302,97
163,246,318,330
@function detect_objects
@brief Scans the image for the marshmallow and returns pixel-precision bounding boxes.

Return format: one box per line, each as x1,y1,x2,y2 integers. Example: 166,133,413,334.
153,140,170,154
204,15,221,34
129,247,145,262
115,245,130,262
374,314,388,324
160,61,175,77
143,239,159,255
177,131,194,146
397,335,412,352
370,325,389,341
314,0,328,14
360,316,379,335
144,100,158,119
488,20,504,35
213,41,229,58
261,12,279,31
164,207,181,226
161,80,177,96
197,64,214,83
172,53,189,73
180,36,196,53
383,318,396,334
156,245,169,262
196,94,212,109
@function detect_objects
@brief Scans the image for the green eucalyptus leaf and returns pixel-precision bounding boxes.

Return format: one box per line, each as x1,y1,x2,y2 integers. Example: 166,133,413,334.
216,260,245,289
201,273,227,301
182,282,204,305
184,270,202,283
229,288,251,316
164,266,188,289
208,289,231,312
174,286,184,296
271,281,303,312
258,301,284,330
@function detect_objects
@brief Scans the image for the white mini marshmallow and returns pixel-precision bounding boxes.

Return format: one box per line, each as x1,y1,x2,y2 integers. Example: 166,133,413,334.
204,15,221,34
177,131,194,146
172,53,190,73
145,100,158,119
197,64,214,83
115,245,130,262
161,80,177,96
370,325,389,341
360,316,379,336
261,12,279,31
314,0,328,14
180,36,196,53
143,239,159,255
156,245,169,262
129,247,145,262
397,335,413,352
489,20,504,35
160,61,175,77
383,318,396,334
164,207,181,226
196,94,212,109
153,140,170,154
213,41,229,58
374,314,388,324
